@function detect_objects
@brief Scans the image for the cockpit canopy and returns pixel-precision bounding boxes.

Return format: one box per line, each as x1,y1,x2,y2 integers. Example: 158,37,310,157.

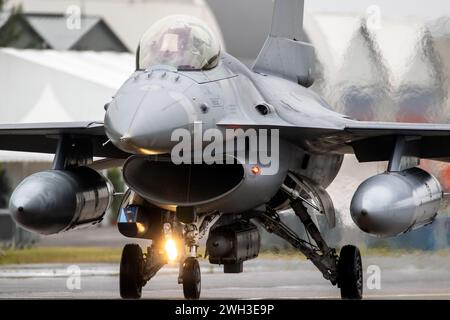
138,15,221,71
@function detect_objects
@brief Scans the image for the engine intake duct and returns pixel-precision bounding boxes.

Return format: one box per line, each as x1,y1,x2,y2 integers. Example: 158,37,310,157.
123,156,244,206
206,221,260,273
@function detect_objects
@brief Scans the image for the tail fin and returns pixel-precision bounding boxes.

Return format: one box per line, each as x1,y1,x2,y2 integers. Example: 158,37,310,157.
252,0,315,87
270,0,304,40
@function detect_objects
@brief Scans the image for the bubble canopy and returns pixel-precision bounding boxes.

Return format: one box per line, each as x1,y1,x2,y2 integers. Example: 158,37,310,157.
138,15,221,71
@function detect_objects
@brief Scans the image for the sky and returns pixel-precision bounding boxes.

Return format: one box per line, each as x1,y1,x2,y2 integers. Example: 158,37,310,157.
6,0,450,59
306,0,450,20
206,0,450,60
9,0,450,20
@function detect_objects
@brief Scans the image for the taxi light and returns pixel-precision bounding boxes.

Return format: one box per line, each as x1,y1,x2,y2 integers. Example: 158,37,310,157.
164,238,178,262
136,222,147,234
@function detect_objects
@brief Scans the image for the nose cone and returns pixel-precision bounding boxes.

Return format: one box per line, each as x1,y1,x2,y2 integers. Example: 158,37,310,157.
9,172,75,234
105,87,192,155
350,174,413,237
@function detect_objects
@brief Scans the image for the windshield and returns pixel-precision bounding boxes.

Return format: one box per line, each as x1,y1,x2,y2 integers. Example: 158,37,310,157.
138,15,221,71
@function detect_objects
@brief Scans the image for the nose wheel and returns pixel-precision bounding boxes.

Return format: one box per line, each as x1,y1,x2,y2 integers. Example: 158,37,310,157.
182,257,201,299
180,221,202,299
338,245,363,299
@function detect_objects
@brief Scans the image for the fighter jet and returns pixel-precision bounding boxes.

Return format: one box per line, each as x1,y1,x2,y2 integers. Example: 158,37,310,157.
3,0,449,300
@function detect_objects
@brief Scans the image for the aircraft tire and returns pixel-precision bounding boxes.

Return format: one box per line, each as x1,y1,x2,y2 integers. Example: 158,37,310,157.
338,245,363,299
120,244,144,299
182,257,201,299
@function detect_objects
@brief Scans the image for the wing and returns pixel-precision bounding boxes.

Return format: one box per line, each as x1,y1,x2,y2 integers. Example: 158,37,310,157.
0,121,129,160
218,118,450,163
341,121,450,162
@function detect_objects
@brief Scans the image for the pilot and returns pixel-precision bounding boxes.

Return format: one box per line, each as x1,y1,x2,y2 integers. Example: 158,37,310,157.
139,15,220,71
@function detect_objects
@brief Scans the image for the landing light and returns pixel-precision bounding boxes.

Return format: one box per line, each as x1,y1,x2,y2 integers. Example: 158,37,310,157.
136,222,147,234
164,238,178,262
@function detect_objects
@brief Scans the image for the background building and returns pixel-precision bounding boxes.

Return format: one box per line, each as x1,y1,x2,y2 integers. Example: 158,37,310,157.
0,12,128,51
7,0,225,52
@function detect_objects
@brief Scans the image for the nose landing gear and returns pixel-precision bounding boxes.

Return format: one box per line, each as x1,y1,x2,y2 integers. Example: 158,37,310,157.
119,206,213,300
180,222,202,299
182,257,201,299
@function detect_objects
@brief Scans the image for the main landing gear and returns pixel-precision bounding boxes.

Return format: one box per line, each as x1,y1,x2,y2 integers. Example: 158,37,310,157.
120,244,144,299
119,242,165,299
338,245,363,299
257,182,363,299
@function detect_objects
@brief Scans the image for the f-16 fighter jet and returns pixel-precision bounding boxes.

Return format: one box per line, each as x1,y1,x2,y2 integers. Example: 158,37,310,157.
4,0,448,299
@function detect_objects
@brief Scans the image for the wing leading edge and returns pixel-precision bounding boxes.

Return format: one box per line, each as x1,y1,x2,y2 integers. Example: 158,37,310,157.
218,119,450,163
4,119,450,164
0,121,130,159
343,121,450,162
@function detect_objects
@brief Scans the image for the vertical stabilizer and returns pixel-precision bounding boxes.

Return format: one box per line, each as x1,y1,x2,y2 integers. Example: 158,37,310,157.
270,0,304,40
253,0,315,87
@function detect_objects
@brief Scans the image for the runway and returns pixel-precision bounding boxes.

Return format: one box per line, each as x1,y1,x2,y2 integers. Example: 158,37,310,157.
1,254,450,299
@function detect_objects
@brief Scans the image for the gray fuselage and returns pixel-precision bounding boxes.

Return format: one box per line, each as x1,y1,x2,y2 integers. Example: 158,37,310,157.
104,52,344,214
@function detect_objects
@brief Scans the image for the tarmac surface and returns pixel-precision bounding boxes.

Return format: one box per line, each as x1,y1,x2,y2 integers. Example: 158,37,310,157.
1,254,450,299
0,226,447,299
